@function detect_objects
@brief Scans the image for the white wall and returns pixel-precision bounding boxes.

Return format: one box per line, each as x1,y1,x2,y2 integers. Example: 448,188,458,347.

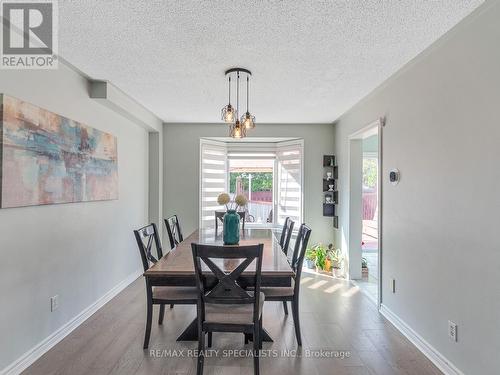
0,63,149,371
163,123,335,245
334,1,500,374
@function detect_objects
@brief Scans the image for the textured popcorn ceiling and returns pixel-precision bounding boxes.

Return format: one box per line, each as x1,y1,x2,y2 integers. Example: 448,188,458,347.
58,0,483,123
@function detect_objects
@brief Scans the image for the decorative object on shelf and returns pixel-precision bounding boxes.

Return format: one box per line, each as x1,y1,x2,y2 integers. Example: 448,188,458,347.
217,192,248,245
0,94,118,209
220,68,255,138
323,154,339,228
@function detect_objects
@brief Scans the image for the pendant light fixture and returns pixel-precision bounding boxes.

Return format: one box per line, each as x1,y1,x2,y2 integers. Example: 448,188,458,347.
241,75,256,129
229,70,246,138
221,67,255,138
221,76,235,123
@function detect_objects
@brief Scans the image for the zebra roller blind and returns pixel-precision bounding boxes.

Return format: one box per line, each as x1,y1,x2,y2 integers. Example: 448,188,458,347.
276,140,303,225
199,140,227,229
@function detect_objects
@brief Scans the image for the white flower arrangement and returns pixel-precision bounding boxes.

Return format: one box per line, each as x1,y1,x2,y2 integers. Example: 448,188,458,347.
217,192,247,211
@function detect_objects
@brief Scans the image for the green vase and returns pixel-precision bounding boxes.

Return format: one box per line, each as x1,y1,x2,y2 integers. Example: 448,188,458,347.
223,210,240,245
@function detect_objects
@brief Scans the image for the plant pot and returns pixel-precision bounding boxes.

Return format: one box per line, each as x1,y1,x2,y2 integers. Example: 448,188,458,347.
305,259,315,269
223,210,240,245
324,259,331,272
332,267,343,278
362,267,369,278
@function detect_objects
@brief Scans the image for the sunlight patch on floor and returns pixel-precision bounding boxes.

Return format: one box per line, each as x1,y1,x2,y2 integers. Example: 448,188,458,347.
324,283,342,294
342,285,360,297
308,280,328,289
300,277,314,284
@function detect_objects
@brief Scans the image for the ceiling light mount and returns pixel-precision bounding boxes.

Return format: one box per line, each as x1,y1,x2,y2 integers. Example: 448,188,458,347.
221,67,256,138
225,67,252,76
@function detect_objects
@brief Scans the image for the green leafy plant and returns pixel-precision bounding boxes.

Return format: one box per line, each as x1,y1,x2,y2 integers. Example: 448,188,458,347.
305,247,317,261
229,172,273,193
313,244,328,270
361,257,368,269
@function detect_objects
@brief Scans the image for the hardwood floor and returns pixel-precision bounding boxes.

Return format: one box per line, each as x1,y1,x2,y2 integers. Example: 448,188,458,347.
23,271,442,375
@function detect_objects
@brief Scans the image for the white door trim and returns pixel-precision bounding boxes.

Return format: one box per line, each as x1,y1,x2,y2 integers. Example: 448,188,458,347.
348,117,384,308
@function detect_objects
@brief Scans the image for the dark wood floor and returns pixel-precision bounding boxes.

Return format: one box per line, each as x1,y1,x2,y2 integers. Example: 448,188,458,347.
23,271,442,375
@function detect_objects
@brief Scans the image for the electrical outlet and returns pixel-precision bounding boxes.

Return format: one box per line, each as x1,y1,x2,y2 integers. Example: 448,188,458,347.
50,295,59,312
390,278,396,293
448,320,457,342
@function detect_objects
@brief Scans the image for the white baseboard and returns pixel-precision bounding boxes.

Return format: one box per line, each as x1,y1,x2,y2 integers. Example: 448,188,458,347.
379,304,464,375
1,269,143,375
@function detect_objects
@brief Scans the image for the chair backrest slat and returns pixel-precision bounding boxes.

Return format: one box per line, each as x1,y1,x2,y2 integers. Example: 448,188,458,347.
290,224,312,293
133,223,163,272
165,215,184,250
191,244,264,320
279,217,295,255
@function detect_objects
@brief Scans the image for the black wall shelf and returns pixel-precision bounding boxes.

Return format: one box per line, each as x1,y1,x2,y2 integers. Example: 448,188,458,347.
322,154,339,228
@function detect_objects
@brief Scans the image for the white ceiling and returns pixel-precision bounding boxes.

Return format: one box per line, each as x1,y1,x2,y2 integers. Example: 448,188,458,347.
59,0,483,123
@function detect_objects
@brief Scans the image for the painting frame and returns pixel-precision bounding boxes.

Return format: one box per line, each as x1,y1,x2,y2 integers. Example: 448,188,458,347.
0,94,119,209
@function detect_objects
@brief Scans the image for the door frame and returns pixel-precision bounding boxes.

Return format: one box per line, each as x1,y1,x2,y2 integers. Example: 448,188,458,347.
348,118,384,308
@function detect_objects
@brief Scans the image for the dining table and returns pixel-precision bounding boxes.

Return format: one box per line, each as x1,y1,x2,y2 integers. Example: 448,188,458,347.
144,227,294,342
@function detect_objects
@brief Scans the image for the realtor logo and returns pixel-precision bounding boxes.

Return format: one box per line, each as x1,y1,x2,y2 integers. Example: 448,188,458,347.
1,0,58,69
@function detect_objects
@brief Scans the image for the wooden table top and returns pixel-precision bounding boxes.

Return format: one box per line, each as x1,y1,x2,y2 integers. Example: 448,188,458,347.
145,228,294,277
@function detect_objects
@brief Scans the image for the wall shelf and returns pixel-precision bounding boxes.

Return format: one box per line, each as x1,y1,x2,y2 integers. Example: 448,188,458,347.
322,154,339,228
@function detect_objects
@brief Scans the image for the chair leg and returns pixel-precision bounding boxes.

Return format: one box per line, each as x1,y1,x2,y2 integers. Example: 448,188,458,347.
197,331,205,375
253,324,260,375
259,318,263,349
143,299,153,349
208,332,213,348
170,304,174,309
282,301,288,315
158,304,165,325
291,297,302,346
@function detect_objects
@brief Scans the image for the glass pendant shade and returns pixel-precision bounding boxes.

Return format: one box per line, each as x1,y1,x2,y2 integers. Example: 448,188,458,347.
230,120,246,139
221,104,235,123
241,111,256,129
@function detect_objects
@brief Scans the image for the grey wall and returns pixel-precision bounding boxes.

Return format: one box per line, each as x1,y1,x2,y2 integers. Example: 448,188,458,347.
334,1,500,374
163,123,335,245
0,63,148,370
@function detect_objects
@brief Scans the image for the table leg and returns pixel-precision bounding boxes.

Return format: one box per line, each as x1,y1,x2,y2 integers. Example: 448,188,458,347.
177,318,273,342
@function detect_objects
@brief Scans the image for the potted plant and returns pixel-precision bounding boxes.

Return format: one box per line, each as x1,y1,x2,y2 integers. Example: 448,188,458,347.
313,244,329,273
217,193,248,245
305,248,316,269
362,257,369,278
327,244,344,278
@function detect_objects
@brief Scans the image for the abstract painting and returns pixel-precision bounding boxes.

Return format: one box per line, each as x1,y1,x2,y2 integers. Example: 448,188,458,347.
0,94,118,208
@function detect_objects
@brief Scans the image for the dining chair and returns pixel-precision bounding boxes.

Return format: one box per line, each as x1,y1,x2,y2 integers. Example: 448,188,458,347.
261,223,311,346
191,243,264,375
165,214,184,250
279,217,294,256
134,223,197,349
